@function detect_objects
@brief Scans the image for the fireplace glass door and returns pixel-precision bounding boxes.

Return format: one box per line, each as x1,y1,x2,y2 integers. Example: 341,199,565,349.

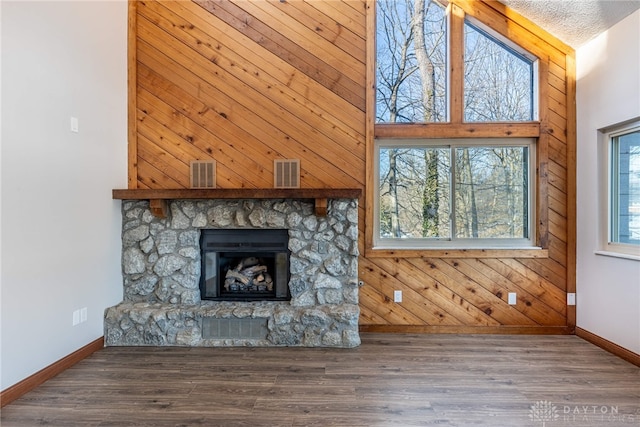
200,229,290,301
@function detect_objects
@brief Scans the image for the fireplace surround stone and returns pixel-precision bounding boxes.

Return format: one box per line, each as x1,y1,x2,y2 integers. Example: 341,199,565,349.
104,197,360,348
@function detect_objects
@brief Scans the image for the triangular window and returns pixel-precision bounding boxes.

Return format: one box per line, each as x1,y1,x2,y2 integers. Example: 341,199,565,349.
464,20,536,122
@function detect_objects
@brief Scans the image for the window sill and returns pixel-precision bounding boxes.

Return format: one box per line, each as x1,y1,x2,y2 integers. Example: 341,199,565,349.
365,247,548,259
594,250,640,262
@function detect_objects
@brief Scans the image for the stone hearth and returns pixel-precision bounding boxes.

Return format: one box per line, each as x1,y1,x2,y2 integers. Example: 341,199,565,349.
104,198,360,347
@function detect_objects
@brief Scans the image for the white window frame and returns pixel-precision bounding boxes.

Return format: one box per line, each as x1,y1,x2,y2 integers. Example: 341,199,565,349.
373,137,537,250
599,120,640,260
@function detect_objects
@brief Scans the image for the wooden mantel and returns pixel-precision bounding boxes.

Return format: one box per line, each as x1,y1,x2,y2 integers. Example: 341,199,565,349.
112,188,362,218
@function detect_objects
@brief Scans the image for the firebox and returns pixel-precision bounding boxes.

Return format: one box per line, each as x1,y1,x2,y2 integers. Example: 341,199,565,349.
199,229,290,301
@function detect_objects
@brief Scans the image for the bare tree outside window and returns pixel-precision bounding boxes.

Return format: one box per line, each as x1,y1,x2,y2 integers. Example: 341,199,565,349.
376,0,447,239
379,146,450,238
464,22,534,122
376,0,447,124
379,144,529,241
454,147,528,239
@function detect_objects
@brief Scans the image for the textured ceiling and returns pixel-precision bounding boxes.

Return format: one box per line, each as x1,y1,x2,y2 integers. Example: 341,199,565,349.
500,0,640,48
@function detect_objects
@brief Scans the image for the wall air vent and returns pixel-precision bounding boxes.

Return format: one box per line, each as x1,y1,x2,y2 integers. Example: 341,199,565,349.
190,160,216,189
274,159,300,189
202,317,268,340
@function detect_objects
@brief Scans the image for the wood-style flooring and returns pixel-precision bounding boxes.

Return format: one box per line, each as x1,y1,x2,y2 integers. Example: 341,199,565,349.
1,333,639,426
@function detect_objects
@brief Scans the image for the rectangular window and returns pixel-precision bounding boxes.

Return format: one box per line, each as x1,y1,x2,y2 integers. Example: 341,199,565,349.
605,122,640,256
375,138,535,249
375,0,448,123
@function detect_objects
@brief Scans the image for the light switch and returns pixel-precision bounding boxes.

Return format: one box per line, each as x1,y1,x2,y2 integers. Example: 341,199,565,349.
70,117,79,133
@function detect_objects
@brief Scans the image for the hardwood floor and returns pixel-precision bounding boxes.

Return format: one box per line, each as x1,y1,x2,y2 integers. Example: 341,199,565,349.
2,333,638,426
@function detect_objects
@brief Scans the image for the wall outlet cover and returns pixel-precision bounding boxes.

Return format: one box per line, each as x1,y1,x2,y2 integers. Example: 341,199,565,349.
394,290,402,303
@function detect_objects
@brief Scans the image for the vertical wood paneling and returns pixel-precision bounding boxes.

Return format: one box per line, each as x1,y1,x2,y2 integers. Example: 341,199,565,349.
130,0,575,334
537,56,551,250
364,0,376,253
448,3,465,124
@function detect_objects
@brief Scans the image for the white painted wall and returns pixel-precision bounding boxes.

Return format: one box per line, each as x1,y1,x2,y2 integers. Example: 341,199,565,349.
576,10,640,354
1,1,127,390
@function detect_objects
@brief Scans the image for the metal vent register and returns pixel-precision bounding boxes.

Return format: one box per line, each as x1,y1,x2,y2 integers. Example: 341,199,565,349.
190,160,216,188
273,159,300,188
202,318,269,340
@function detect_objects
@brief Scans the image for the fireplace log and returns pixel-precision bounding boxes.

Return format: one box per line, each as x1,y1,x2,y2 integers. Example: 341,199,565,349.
238,257,260,269
240,265,268,277
224,258,273,293
263,273,273,291
225,269,250,285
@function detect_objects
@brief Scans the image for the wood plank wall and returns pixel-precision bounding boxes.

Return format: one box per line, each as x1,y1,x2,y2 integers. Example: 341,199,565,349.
129,0,576,334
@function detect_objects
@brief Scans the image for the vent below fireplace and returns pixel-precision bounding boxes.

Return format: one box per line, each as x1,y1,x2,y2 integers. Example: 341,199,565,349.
202,318,269,340
199,229,290,301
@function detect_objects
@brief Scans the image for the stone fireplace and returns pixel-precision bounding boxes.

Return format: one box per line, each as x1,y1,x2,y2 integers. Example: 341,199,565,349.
104,197,360,348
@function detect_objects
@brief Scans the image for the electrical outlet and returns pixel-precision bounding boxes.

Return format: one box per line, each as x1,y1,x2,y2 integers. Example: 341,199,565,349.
394,290,403,303
80,307,87,323
508,292,517,305
567,293,576,306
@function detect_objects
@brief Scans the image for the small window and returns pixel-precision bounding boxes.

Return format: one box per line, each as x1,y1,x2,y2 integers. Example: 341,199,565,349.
605,122,640,256
375,138,536,249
